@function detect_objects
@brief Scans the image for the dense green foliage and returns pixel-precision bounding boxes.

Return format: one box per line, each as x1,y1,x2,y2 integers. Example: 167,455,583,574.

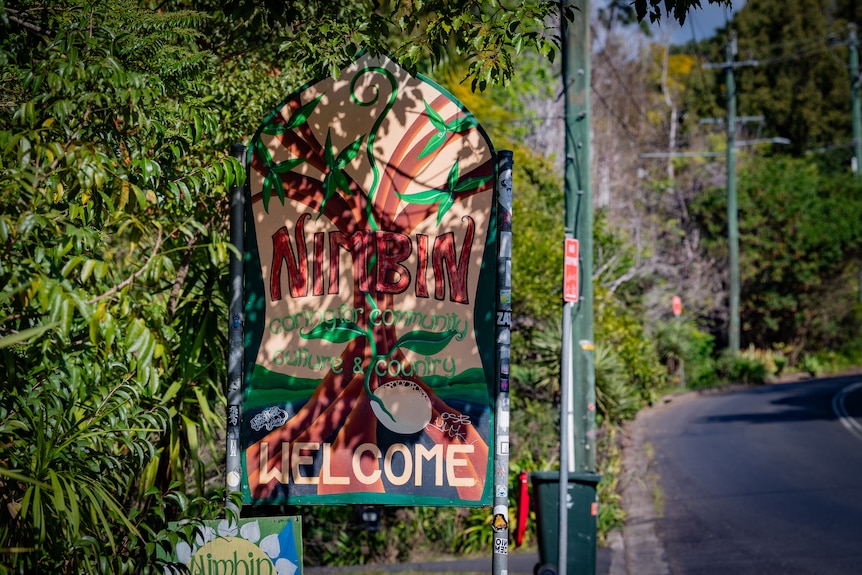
684,0,862,157
0,2,249,571
692,157,862,355
643,0,862,368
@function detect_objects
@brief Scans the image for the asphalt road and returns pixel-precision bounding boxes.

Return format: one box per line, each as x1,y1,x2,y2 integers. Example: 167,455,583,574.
643,376,862,575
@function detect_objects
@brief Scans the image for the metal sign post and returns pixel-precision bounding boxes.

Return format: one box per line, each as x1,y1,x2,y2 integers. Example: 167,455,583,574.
492,150,513,575
226,143,246,495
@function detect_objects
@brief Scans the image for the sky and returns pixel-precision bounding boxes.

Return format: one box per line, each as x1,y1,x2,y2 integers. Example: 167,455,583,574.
591,1,746,63
649,1,745,45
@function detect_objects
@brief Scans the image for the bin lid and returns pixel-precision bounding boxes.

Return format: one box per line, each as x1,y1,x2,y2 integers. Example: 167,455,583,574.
529,470,602,484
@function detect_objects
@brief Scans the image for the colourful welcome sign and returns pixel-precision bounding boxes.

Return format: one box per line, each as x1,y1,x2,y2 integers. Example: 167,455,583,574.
241,54,498,506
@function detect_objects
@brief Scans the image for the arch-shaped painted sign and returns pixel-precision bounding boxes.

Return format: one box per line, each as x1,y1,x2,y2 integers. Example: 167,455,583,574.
242,54,497,506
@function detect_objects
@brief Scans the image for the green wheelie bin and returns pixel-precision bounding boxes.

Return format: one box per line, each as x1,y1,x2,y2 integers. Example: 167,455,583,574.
530,471,602,575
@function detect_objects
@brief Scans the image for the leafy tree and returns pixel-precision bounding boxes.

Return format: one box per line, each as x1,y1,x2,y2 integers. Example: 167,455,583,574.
734,0,851,157
633,0,732,25
156,0,569,92
686,0,857,159
691,156,862,356
0,1,244,569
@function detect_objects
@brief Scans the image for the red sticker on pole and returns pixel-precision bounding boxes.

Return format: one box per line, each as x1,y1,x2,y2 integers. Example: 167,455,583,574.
672,295,682,317
564,238,579,302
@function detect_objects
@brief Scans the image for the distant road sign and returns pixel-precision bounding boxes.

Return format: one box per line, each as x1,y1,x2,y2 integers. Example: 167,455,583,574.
564,238,579,302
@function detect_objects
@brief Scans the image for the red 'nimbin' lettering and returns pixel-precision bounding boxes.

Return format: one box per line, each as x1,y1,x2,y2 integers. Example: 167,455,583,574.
271,213,311,300
329,230,371,294
269,216,476,303
313,232,325,296
415,234,429,298
376,231,412,294
432,216,474,304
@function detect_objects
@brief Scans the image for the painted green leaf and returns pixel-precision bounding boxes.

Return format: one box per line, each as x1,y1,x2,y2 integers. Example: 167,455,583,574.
285,93,324,130
445,113,477,133
423,99,447,132
417,130,446,160
271,157,306,174
261,171,270,212
453,175,491,193
333,169,352,196
395,188,449,205
261,122,289,136
273,170,286,205
436,192,455,226
446,159,461,191
319,172,336,218
256,137,273,165
390,329,458,356
301,319,366,343
324,130,335,167
335,134,364,170
262,169,280,212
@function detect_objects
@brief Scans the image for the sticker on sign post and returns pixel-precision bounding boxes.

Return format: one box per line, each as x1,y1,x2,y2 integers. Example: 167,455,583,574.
564,238,579,303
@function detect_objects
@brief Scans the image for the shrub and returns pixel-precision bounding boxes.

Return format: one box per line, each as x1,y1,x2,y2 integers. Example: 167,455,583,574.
739,345,789,378
0,373,238,573
596,427,625,543
717,352,767,384
799,354,823,377
654,319,718,389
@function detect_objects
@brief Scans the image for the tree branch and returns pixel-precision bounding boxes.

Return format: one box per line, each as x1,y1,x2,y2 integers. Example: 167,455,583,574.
8,14,45,35
168,222,210,318
88,229,163,305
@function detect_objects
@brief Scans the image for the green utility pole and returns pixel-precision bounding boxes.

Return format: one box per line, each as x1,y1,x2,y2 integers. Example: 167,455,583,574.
725,34,740,355
851,24,862,175
562,0,595,478
557,2,596,575
850,25,862,303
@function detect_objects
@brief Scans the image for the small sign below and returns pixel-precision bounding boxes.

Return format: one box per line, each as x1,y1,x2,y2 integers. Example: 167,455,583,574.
166,516,302,575
563,238,579,303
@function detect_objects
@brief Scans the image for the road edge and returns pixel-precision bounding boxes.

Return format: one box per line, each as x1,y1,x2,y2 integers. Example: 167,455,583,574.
615,383,759,575
618,405,671,575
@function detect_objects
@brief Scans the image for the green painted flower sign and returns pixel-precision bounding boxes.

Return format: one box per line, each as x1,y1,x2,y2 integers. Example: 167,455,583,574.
172,517,302,575
242,54,497,506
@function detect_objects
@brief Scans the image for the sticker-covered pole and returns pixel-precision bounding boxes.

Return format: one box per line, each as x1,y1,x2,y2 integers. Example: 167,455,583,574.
226,143,246,495
492,150,514,575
